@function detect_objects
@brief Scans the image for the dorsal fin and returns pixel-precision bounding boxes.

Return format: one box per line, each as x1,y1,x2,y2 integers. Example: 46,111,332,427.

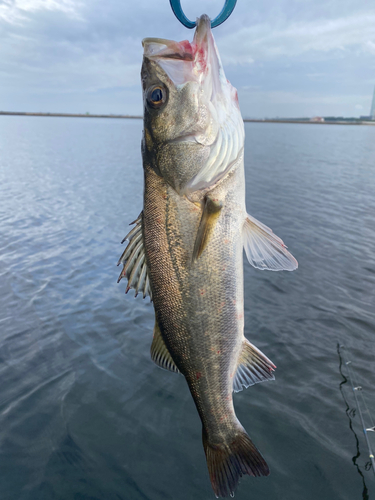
192,195,222,261
233,339,276,392
117,212,152,299
150,320,180,374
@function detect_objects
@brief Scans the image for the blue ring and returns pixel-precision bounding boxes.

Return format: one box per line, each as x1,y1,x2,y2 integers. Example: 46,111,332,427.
169,0,237,29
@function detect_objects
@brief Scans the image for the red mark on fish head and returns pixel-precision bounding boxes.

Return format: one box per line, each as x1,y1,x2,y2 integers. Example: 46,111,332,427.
232,88,240,109
179,40,192,53
192,42,208,75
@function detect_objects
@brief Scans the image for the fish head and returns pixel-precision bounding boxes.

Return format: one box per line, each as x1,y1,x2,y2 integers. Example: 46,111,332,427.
141,14,244,196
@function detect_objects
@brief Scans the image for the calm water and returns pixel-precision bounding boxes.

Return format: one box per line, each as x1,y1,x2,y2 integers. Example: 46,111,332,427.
0,116,374,500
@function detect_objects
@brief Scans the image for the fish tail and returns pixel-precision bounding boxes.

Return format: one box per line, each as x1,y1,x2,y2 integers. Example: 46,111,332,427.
202,427,269,498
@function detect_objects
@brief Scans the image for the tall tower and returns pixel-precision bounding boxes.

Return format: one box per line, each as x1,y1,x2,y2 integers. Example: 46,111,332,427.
371,85,375,119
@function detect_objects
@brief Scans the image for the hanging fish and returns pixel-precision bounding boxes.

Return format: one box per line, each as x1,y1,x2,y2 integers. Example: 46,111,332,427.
118,14,297,497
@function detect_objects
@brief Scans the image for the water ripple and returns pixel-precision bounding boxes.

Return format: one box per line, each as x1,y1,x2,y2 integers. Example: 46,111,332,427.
0,117,374,499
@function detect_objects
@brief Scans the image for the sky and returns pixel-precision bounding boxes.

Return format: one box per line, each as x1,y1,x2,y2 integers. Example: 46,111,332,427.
1,0,375,118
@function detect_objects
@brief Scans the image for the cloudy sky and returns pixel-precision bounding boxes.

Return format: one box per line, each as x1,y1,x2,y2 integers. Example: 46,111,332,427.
1,0,375,118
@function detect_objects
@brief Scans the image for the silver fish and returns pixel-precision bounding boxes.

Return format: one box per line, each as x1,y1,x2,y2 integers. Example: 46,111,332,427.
118,14,297,497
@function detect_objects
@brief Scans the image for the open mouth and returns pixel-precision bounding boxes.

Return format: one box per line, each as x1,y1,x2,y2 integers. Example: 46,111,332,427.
142,38,195,62
142,16,214,86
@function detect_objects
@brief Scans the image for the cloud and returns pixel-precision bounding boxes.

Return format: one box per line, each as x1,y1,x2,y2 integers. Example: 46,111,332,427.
364,40,375,55
237,89,372,118
0,0,374,116
0,0,143,95
218,11,375,64
0,0,83,24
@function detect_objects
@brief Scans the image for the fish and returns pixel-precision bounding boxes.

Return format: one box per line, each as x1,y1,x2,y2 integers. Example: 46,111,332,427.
118,14,298,498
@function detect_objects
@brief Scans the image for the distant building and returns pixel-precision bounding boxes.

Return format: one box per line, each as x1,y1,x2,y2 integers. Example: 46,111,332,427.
310,116,325,122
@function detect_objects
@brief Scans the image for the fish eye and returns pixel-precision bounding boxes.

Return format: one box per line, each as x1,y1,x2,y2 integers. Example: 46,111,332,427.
146,85,167,109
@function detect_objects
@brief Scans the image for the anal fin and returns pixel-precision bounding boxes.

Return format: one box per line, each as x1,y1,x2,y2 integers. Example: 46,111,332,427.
233,339,276,392
151,321,180,374
192,196,222,261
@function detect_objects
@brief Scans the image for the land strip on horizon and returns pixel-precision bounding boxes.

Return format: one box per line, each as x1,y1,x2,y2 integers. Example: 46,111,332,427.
1,111,375,125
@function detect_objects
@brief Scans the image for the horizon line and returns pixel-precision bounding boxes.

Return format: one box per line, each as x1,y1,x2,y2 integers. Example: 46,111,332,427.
1,111,375,126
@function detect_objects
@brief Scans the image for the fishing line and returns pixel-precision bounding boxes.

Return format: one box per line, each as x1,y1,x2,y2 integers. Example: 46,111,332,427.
338,343,375,478
338,346,370,500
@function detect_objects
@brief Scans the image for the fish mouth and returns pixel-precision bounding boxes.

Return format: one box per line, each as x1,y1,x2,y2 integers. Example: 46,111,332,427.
142,14,212,61
142,15,218,87
142,38,194,62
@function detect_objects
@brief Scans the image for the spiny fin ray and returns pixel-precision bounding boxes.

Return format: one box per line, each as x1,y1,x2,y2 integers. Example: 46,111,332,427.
117,212,152,300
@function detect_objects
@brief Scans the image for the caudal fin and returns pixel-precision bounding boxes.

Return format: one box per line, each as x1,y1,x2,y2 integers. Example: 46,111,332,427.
203,429,269,498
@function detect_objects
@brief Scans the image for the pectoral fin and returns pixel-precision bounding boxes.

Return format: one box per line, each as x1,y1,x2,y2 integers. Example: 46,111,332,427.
150,321,180,374
192,196,222,261
243,213,298,271
117,212,152,299
233,339,276,392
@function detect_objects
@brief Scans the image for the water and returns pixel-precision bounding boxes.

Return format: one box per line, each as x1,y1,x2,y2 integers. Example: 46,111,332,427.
0,116,374,500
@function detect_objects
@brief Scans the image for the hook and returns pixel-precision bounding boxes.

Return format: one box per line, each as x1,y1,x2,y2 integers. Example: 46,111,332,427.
169,0,237,29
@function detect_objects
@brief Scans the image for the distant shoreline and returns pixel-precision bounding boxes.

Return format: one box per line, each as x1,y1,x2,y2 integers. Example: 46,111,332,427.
0,111,142,120
244,118,375,126
1,111,375,126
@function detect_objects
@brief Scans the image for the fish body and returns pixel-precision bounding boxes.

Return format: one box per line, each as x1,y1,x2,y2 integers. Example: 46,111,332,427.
118,15,297,497
143,146,245,433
